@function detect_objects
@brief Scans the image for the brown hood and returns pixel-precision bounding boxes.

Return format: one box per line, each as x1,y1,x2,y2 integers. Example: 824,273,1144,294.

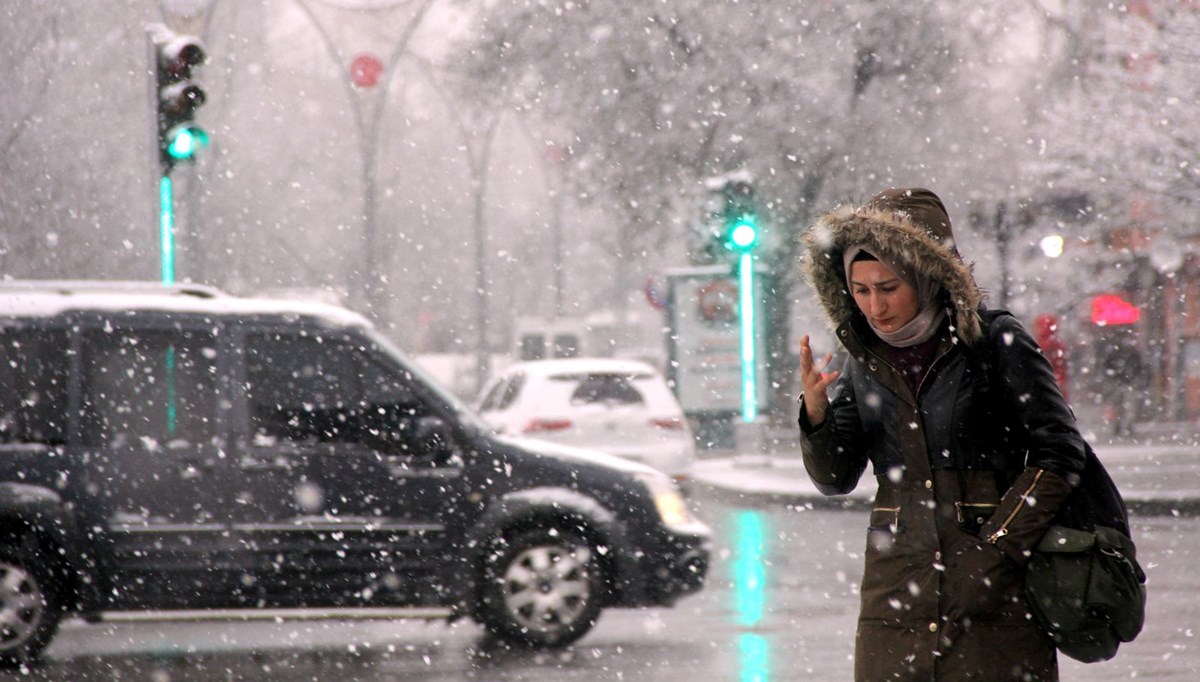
800,187,985,344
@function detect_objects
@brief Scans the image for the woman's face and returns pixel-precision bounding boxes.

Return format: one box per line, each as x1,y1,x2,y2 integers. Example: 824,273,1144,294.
849,260,920,333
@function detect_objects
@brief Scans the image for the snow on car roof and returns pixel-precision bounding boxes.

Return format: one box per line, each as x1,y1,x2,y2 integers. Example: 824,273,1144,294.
505,357,661,378
0,280,371,329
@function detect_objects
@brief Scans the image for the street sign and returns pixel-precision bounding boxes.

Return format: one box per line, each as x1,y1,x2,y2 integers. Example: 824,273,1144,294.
644,274,667,311
350,53,383,88
665,266,768,414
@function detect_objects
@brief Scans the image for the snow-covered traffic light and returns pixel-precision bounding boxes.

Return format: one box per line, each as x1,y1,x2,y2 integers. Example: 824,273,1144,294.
726,213,759,253
150,24,209,173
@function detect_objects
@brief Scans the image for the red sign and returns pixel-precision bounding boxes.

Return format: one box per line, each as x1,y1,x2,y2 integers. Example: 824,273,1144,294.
1091,294,1140,326
697,279,737,323
349,53,383,88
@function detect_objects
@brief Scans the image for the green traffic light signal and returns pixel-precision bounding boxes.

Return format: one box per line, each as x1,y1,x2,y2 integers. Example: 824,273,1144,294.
152,25,208,173
166,125,209,161
727,215,758,252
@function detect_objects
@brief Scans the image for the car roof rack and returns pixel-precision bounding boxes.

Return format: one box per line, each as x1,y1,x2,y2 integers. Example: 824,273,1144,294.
0,280,225,299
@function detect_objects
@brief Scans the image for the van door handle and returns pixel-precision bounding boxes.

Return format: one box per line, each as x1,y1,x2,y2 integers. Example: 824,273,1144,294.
239,456,292,471
178,459,215,479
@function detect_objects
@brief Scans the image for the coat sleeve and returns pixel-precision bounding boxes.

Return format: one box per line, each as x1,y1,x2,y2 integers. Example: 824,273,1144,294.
977,314,1088,564
798,358,869,495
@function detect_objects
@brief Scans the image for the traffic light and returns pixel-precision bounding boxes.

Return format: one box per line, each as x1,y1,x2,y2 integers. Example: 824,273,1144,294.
726,213,759,252
721,180,759,253
715,181,762,422
150,24,208,173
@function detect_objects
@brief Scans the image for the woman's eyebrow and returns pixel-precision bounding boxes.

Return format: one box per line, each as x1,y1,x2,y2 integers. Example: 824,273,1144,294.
849,277,900,288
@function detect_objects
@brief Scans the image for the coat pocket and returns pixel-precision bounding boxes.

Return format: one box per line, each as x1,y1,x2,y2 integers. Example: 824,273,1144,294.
944,529,1024,622
868,505,900,532
955,501,998,535
867,506,900,553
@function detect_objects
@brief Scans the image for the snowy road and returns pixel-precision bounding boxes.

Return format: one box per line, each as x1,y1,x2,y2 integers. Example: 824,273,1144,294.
7,488,1197,680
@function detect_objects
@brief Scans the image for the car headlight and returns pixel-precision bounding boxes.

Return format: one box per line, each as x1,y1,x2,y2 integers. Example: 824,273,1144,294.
636,472,701,531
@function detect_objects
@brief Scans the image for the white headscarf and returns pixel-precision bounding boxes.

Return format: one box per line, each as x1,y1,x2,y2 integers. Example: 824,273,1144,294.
843,244,946,348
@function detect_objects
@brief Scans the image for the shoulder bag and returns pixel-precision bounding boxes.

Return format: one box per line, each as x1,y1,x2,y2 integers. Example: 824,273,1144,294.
980,309,1147,663
1023,443,1147,663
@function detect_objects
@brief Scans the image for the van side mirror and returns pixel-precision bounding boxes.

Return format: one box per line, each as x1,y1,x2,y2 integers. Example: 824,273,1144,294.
410,415,454,458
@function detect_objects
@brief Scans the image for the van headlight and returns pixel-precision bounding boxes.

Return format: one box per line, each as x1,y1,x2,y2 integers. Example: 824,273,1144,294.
636,472,699,531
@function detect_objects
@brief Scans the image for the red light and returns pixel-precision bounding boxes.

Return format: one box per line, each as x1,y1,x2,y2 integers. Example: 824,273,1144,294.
522,418,573,433
1091,294,1140,326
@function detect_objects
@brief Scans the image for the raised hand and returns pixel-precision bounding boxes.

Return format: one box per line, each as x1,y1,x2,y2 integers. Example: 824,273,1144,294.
799,334,839,426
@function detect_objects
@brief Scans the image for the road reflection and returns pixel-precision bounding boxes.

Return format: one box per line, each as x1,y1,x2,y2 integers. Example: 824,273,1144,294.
738,633,769,682
4,496,1193,680
3,496,877,680
732,510,770,682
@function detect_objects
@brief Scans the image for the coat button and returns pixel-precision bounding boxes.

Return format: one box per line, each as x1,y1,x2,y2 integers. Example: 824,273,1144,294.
929,622,939,633
934,551,942,561
924,480,933,489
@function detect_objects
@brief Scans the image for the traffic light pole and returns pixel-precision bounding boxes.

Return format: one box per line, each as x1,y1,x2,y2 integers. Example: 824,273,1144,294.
159,175,175,285
738,250,757,423
724,199,767,454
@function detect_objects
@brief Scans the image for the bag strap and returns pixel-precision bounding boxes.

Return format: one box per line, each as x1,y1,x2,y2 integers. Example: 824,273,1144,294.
976,308,1133,537
973,309,1026,494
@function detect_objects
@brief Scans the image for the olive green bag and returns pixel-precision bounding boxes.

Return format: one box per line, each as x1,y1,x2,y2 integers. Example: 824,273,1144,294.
1023,446,1148,663
975,312,1147,663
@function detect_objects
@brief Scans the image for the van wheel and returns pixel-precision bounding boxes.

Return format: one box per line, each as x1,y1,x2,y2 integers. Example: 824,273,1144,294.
0,541,62,667
479,528,603,648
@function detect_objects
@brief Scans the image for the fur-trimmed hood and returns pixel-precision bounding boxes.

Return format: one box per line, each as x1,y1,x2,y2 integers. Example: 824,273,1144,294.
801,188,985,344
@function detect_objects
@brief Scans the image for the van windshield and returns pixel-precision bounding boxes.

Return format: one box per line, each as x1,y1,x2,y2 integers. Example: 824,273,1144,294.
364,329,490,432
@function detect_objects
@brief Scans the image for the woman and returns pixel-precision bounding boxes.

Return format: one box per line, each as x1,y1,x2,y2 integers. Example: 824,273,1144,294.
797,188,1087,681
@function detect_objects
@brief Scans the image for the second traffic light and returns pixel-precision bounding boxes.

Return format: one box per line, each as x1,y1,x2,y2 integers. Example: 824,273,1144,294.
726,213,759,252
150,24,209,173
721,179,759,254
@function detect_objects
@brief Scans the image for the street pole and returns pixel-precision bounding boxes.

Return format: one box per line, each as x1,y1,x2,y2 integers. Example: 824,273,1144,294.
292,0,436,319
160,176,175,284
470,118,500,395
994,202,1010,309
473,167,489,394
738,250,757,423
402,56,506,394
552,180,564,317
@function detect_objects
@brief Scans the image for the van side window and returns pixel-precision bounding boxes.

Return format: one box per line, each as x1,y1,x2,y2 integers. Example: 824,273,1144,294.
361,356,420,408
478,377,509,413
0,328,68,445
246,333,361,443
81,329,218,448
497,373,524,410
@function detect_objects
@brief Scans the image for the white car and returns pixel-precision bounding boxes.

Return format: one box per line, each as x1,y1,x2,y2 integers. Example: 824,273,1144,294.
476,358,696,481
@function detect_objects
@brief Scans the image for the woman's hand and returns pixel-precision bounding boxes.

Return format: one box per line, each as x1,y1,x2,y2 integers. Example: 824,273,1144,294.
799,334,840,426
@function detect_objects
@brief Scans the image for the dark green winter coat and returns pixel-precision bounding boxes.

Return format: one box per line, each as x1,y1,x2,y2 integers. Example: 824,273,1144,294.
798,188,1088,681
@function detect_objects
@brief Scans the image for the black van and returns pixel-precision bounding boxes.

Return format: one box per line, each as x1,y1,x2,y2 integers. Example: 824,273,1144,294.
0,282,709,665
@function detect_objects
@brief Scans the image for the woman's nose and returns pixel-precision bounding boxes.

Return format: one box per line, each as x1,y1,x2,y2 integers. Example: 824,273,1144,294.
869,294,886,316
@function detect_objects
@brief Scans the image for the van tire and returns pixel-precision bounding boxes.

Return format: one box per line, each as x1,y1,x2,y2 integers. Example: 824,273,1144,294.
0,540,63,667
478,527,602,648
